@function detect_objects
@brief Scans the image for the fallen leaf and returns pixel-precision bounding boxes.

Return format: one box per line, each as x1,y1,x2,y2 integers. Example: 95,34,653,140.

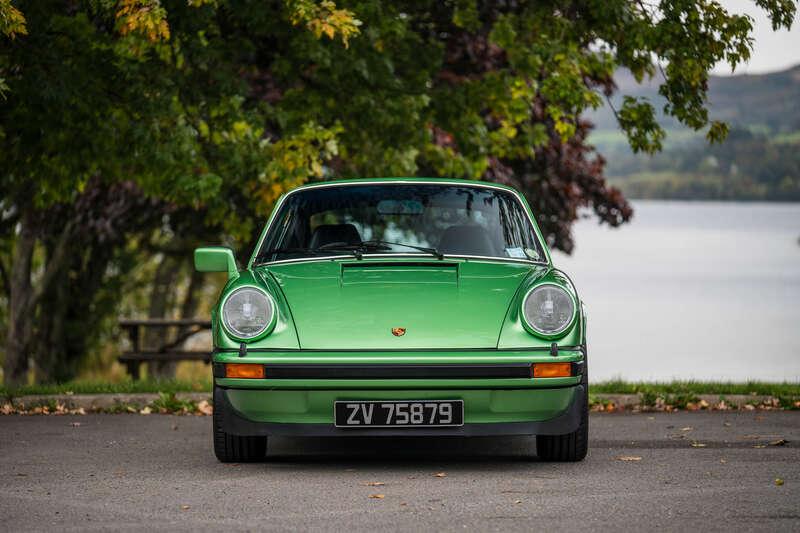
171,424,178,431
690,442,707,448
196,400,213,416
719,458,727,464
364,482,385,486
744,404,756,411
617,456,642,462
723,422,732,427
775,478,784,486
680,427,693,432
769,439,787,446
181,505,190,510
514,499,522,504
752,444,767,449
400,502,408,506
698,399,710,409
434,472,447,478
139,407,152,415
369,494,385,499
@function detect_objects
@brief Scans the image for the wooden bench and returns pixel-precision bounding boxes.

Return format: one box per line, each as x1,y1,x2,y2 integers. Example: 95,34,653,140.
118,318,212,379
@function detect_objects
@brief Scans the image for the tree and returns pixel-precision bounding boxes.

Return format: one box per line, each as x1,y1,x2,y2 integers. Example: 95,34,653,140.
1,0,795,384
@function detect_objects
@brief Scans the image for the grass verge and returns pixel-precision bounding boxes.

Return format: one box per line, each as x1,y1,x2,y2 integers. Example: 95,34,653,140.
0,378,212,398
591,380,800,397
3,378,798,399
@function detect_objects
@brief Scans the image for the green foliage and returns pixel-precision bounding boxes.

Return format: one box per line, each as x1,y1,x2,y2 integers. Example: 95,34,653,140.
0,0,26,38
286,0,362,47
149,391,196,412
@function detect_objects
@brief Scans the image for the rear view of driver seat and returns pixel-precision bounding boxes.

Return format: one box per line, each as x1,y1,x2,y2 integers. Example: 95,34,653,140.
308,223,362,249
438,225,496,256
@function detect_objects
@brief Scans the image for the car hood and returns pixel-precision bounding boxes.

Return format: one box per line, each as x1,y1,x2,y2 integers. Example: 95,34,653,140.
261,258,547,349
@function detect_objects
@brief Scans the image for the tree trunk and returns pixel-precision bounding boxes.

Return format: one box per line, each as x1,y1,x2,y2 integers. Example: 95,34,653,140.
146,254,181,378
179,268,203,324
4,211,36,387
31,261,70,383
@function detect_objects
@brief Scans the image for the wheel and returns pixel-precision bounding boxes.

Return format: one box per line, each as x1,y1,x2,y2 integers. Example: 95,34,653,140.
213,386,267,463
535,390,588,461
536,346,589,462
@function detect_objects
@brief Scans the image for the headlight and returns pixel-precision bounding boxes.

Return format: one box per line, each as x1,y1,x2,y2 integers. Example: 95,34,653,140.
222,287,275,340
522,284,576,336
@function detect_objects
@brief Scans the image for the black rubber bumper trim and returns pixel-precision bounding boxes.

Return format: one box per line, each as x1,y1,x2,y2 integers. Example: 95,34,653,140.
215,384,585,437
214,362,582,380
270,363,533,379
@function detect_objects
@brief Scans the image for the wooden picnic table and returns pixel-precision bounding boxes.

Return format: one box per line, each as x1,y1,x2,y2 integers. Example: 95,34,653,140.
118,318,211,379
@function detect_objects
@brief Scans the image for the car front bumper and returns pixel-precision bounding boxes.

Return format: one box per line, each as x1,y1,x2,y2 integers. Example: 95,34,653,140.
213,348,585,437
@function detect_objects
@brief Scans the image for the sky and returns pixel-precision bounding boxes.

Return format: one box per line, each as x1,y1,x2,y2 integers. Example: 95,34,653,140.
713,0,800,75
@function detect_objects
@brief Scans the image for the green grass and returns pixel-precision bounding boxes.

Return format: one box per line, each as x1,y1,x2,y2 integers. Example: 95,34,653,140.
591,379,800,397
0,378,212,398
2,378,798,399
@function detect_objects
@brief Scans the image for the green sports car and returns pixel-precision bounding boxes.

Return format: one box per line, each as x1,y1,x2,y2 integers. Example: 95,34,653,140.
195,178,588,462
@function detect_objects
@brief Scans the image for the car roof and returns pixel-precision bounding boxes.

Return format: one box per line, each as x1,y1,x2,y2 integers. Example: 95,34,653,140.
290,177,520,194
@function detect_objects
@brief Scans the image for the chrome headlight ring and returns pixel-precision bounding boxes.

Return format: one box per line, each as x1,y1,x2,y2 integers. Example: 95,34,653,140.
220,286,277,341
521,283,577,338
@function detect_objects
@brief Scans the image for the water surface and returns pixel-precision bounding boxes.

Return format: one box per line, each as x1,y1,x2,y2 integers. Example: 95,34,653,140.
552,201,800,381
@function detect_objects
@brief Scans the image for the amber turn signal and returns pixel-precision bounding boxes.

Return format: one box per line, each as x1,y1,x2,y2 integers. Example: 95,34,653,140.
225,363,265,379
532,362,572,378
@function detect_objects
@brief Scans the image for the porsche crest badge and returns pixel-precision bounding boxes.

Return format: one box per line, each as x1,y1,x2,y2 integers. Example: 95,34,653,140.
391,327,406,337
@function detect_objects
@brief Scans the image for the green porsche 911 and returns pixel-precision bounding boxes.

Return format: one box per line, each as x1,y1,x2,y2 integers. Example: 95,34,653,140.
195,178,588,462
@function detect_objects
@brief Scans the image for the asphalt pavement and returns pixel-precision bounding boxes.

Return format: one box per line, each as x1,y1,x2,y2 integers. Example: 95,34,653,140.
1,411,798,532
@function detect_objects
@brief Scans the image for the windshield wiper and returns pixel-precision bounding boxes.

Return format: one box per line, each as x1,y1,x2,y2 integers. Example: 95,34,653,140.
257,240,444,264
254,247,350,264
361,240,444,260
314,242,366,259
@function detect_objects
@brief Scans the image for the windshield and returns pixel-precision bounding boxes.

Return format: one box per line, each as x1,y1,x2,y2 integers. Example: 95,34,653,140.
255,183,545,263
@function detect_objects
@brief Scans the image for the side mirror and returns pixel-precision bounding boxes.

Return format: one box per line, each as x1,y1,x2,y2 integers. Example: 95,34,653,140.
194,246,239,280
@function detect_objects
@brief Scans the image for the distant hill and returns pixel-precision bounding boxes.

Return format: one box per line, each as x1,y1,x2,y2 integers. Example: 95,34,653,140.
590,64,800,135
590,64,800,201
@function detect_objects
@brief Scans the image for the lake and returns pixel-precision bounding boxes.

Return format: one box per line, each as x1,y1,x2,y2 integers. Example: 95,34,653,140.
552,201,800,382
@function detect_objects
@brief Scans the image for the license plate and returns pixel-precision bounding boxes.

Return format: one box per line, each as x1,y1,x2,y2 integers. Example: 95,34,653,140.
334,400,464,428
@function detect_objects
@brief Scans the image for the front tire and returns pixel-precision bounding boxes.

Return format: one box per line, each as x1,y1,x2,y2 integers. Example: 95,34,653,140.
535,391,588,461
213,386,267,463
536,347,589,462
